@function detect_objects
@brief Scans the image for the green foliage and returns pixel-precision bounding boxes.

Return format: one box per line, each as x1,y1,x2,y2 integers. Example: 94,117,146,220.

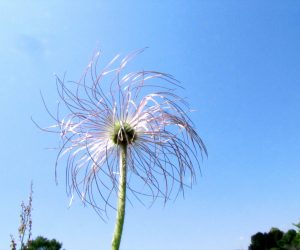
249,223,300,250
250,232,267,250
24,236,62,250
293,223,300,245
278,229,297,247
10,183,64,250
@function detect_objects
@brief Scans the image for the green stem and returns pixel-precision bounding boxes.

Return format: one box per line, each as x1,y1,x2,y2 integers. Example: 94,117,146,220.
112,145,127,250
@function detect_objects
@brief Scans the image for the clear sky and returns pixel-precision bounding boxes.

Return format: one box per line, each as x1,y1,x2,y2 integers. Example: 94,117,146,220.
1,1,300,250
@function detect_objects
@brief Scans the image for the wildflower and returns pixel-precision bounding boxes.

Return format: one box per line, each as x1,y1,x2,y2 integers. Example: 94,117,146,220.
40,49,207,250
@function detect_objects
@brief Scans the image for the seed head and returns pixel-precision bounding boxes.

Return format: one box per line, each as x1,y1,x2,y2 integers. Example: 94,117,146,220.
40,49,207,218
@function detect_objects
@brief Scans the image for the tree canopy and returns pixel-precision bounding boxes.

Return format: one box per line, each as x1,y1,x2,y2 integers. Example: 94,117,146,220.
23,236,63,250
249,223,300,250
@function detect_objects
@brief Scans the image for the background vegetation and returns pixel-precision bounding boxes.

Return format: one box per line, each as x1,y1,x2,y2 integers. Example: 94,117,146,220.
249,223,300,250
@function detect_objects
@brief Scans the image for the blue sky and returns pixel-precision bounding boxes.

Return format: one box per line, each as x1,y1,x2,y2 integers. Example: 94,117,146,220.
1,1,300,250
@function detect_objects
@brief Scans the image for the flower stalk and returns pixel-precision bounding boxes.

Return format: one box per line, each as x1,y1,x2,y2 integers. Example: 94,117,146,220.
112,145,127,250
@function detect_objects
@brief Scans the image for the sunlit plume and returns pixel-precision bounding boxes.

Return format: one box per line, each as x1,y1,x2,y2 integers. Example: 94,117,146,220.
40,49,207,218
